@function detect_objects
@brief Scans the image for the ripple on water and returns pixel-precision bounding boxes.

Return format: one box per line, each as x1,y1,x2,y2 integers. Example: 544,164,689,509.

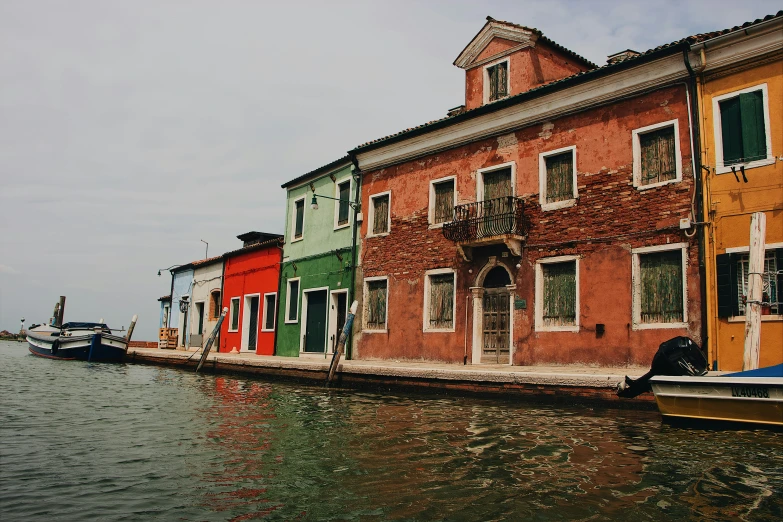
1,341,782,521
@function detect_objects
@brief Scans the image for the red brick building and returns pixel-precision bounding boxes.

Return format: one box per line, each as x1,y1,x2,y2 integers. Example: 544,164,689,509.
220,232,283,355
350,18,704,367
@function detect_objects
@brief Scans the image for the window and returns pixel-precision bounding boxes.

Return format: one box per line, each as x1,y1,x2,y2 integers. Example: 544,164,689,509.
292,197,305,240
477,162,515,201
229,297,240,332
210,290,221,319
262,293,277,331
336,180,351,228
424,269,456,331
429,177,455,226
285,278,300,323
716,246,782,318
368,192,391,236
632,120,682,189
539,146,577,210
632,244,687,328
714,85,772,173
364,277,388,331
485,60,508,103
536,257,579,332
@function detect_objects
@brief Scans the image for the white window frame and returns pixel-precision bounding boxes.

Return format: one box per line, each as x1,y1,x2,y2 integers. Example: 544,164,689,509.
290,195,306,243
538,145,578,211
333,177,353,231
367,191,392,237
328,289,350,354
363,275,389,333
423,268,457,333
261,292,277,332
228,296,241,332
476,161,516,202
284,277,301,324
632,243,688,330
535,255,580,333
712,83,774,174
241,293,261,350
631,119,683,190
428,175,457,228
483,56,510,105
725,242,783,322
192,300,206,335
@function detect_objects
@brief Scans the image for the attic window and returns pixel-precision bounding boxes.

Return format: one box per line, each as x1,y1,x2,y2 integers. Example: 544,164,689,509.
485,60,509,103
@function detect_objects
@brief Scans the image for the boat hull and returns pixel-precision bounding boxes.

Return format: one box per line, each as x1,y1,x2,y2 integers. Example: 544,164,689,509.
651,375,783,427
27,332,127,363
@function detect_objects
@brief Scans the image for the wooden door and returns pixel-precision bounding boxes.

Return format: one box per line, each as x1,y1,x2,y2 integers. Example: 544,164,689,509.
305,290,328,353
247,296,259,351
482,288,510,364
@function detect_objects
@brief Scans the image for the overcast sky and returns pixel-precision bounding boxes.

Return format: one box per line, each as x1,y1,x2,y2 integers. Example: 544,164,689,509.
1,0,779,340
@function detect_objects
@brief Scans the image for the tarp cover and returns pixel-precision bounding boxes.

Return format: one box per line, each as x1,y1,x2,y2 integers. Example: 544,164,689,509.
61,322,109,330
724,364,783,377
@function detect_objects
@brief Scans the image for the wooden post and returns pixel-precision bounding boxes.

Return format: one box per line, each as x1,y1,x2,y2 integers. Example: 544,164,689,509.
124,314,138,353
196,307,228,373
326,301,358,386
743,212,766,371
58,296,66,326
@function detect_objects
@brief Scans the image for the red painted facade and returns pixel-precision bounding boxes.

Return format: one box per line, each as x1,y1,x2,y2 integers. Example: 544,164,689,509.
220,240,282,355
353,21,703,367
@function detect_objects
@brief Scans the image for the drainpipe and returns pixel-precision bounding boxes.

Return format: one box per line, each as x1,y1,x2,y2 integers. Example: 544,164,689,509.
682,45,709,359
347,153,363,360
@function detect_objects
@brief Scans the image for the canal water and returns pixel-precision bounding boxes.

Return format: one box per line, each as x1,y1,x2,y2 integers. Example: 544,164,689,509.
1,341,781,521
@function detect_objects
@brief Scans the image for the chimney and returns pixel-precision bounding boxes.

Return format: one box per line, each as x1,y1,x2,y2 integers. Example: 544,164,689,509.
606,49,640,65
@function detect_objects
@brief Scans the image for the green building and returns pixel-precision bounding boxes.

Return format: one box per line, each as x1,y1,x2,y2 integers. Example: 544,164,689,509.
276,156,359,358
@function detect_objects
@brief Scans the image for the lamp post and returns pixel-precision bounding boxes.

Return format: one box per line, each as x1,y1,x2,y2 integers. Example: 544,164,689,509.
157,265,183,277
200,239,208,259
309,193,359,211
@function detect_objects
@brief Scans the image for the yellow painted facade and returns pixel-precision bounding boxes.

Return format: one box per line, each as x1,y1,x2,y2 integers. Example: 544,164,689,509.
698,46,783,370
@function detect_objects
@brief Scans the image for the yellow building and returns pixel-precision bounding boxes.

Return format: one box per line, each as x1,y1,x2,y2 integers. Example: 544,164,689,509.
691,12,783,370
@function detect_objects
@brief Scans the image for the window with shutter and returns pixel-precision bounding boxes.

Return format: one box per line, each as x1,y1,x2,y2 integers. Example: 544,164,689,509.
365,279,388,330
639,126,677,185
720,89,768,166
483,168,512,200
211,291,221,319
541,261,577,327
544,151,575,204
229,297,240,331
337,181,350,226
286,279,300,322
432,179,455,225
371,194,390,235
487,61,508,102
293,199,305,239
426,272,455,330
638,250,684,324
735,249,780,316
263,294,276,331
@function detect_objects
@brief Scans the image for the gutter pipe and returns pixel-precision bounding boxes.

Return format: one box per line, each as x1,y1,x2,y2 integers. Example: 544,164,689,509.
682,45,709,362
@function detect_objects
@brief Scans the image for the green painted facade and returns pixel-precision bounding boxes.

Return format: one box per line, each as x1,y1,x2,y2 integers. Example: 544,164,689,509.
275,160,358,357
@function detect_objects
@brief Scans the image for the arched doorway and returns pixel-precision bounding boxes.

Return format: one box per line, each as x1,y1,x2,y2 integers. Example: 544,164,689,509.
481,267,511,364
470,258,515,365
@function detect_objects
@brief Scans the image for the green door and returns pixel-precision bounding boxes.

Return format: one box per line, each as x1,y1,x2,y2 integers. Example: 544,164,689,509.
304,290,328,353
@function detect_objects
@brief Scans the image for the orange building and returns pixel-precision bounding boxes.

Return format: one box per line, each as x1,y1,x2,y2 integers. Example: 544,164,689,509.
692,13,783,370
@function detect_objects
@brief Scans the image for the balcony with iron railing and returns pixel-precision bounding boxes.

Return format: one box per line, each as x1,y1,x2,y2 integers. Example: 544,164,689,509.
442,196,527,260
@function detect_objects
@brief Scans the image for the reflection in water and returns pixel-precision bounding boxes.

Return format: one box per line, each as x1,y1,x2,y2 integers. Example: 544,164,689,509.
0,341,781,521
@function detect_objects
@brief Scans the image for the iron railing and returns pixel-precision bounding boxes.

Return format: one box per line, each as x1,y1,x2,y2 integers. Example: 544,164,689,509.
442,196,526,242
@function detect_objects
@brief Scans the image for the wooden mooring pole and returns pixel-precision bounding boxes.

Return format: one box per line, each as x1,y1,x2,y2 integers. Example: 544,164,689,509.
743,212,766,371
326,301,358,386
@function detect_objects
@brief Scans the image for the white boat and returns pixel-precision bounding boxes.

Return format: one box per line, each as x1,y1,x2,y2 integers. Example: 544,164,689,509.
27,322,129,362
650,365,783,427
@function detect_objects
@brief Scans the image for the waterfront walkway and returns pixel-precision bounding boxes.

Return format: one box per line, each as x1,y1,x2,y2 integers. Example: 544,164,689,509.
126,347,653,408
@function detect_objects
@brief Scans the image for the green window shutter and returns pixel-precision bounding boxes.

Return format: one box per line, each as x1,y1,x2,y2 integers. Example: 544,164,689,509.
429,274,454,328
639,127,676,185
372,195,389,234
739,90,767,162
542,261,576,326
483,168,512,200
497,62,508,98
715,253,738,318
489,65,498,101
719,97,743,166
366,280,387,329
775,248,783,314
287,280,299,321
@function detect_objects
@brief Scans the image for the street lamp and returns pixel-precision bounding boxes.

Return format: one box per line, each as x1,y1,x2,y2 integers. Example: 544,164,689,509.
310,193,360,211
200,239,208,259
179,295,190,314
